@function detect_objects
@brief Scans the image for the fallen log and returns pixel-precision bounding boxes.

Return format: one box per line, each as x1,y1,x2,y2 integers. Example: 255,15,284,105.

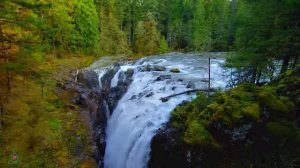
160,89,204,102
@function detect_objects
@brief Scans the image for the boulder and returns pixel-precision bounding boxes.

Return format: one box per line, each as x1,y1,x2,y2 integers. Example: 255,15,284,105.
77,70,100,90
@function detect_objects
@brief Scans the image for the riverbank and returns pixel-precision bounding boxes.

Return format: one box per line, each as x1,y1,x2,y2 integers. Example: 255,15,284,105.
0,54,99,167
149,67,300,167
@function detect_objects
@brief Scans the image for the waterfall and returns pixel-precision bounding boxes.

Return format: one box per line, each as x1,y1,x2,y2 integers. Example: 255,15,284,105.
97,54,228,168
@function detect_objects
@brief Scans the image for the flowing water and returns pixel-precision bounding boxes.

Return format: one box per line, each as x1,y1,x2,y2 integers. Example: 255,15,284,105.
93,53,229,168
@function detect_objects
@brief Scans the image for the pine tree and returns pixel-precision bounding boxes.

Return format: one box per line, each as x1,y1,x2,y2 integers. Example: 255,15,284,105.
98,0,130,55
73,0,100,54
159,35,169,54
135,13,160,55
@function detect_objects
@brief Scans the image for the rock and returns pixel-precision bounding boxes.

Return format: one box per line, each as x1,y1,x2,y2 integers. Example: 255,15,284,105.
200,78,209,83
108,86,127,112
187,81,195,89
77,70,100,90
125,68,134,78
170,68,180,73
148,123,196,168
107,68,134,111
101,63,121,88
156,75,171,81
152,65,166,71
140,65,166,72
146,92,154,97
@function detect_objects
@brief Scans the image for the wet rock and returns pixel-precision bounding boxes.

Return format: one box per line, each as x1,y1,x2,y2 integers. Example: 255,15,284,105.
107,68,134,111
101,63,121,88
108,86,127,112
170,68,180,73
187,81,195,89
130,95,137,100
141,65,166,72
146,92,154,97
152,65,166,71
156,75,171,81
126,68,134,78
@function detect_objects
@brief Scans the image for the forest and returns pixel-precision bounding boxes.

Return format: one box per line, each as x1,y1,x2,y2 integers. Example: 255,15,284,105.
0,0,300,167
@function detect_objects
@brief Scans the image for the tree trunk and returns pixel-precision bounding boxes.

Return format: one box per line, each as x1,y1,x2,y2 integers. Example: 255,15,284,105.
251,66,257,84
6,71,11,91
280,56,290,74
160,89,211,102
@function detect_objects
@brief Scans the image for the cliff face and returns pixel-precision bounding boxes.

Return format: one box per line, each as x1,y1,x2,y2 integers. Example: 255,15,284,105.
62,64,134,168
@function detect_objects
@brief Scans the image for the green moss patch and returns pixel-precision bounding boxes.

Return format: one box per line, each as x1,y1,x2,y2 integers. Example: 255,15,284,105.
242,103,260,119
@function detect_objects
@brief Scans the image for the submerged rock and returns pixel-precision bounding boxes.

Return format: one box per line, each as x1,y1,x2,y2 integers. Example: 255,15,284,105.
156,75,171,81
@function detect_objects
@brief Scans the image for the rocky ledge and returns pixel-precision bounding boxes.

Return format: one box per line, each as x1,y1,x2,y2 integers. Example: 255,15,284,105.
148,67,300,168
62,63,134,168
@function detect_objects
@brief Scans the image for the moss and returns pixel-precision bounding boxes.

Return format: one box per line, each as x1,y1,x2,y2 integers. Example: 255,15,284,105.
266,122,298,138
184,120,211,144
242,103,260,119
258,91,289,114
279,96,296,111
54,99,65,108
48,119,62,130
170,68,180,73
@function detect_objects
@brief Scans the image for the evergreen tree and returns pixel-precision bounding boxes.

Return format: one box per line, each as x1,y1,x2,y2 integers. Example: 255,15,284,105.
158,35,169,54
97,0,130,55
0,0,46,91
135,13,160,55
73,0,100,54
43,0,75,55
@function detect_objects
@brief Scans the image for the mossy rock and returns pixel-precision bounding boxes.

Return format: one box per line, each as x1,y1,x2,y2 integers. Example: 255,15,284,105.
242,103,261,119
279,96,296,111
266,122,299,139
258,91,289,114
184,120,211,144
170,68,180,73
